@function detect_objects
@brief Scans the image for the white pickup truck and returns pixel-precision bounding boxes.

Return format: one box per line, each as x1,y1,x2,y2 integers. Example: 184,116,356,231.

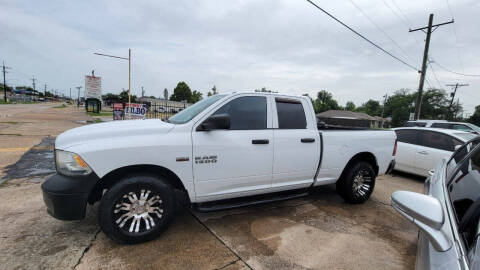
42,92,397,243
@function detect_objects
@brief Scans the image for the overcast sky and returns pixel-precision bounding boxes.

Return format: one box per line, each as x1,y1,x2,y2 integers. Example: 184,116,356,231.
1,0,479,114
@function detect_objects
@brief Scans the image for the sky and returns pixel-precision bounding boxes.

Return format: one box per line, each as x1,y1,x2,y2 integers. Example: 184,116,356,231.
1,0,479,115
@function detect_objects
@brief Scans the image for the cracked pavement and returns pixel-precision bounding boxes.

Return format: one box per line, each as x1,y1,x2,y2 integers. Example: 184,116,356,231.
0,103,423,269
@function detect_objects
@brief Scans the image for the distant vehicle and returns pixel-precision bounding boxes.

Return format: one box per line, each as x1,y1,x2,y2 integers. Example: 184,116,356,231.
41,92,396,244
391,136,480,270
405,120,480,134
154,107,166,113
393,127,477,177
404,120,447,127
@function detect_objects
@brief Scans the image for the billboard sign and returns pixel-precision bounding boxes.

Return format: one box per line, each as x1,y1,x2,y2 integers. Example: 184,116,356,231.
125,103,147,120
85,75,102,99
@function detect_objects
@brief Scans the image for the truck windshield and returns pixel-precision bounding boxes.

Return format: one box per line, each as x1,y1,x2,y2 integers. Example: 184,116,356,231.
168,94,227,124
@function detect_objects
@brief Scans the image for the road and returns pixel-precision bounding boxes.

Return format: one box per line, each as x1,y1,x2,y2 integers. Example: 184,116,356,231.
0,102,423,270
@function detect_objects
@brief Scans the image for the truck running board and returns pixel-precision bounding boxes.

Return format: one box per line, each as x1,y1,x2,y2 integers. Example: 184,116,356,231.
194,189,309,213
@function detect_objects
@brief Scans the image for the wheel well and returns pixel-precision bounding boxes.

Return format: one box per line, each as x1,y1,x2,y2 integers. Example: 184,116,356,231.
341,152,379,178
88,165,188,204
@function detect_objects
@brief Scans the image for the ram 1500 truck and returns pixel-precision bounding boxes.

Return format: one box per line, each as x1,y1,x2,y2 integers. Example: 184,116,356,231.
42,92,397,243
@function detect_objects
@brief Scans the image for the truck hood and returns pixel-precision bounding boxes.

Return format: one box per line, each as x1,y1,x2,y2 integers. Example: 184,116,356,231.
55,119,175,150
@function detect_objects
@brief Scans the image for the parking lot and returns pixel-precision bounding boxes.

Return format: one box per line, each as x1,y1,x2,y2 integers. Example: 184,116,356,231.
0,103,423,270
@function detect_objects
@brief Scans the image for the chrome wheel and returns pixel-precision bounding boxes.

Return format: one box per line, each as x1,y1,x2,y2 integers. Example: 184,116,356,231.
113,189,164,234
352,169,373,197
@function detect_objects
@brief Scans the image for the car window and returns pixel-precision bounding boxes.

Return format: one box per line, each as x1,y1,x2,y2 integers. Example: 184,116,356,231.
420,131,457,151
395,129,419,145
448,141,480,180
453,124,474,132
275,98,307,129
447,146,480,250
212,96,267,130
431,123,451,129
168,94,226,124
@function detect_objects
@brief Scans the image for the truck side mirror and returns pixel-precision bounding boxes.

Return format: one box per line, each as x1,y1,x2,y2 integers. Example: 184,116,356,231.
391,191,451,251
197,114,230,131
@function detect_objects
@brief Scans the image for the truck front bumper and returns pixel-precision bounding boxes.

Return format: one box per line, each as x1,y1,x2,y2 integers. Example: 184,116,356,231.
41,173,99,220
386,159,396,175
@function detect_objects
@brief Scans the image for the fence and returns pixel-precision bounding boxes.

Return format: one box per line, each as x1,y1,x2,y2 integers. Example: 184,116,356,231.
145,100,191,120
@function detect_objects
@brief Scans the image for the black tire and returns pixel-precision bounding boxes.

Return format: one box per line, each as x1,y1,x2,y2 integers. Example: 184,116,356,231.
99,174,175,244
336,161,376,204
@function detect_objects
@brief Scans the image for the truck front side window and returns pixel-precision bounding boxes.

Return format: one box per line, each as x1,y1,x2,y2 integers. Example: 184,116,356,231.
168,94,227,124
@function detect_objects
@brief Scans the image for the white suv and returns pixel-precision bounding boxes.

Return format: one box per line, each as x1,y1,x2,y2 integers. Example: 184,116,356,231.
405,120,480,134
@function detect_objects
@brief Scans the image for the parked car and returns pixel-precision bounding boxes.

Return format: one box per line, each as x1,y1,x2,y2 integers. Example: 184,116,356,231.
393,127,477,177
391,136,480,270
41,92,396,244
405,120,480,134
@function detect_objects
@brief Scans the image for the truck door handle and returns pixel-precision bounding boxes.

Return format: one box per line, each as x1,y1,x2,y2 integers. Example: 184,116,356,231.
252,139,269,144
301,138,315,143
418,151,429,155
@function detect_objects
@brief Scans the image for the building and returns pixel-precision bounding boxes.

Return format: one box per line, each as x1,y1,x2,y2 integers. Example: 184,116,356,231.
316,110,390,128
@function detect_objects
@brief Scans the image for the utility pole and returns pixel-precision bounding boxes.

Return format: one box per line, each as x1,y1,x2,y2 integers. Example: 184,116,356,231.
2,61,11,102
410,14,453,120
44,84,47,102
380,94,388,128
31,76,36,91
76,86,82,107
446,83,468,120
141,86,145,98
70,88,72,100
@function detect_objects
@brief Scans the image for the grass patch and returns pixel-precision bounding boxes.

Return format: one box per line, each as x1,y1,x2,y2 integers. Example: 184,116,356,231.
53,104,67,108
94,118,104,123
87,111,112,116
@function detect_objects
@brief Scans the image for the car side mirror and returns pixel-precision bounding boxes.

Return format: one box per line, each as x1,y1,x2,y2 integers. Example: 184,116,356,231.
197,114,230,131
455,145,462,151
391,191,451,251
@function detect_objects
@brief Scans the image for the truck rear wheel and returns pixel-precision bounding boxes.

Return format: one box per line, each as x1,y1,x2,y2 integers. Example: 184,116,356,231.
99,174,175,244
336,161,376,204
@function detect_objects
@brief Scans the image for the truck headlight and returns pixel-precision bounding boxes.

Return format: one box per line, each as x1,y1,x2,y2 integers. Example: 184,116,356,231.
55,150,92,176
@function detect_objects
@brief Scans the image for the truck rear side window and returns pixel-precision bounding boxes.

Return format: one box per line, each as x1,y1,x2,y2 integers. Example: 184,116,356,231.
212,96,267,130
275,99,307,129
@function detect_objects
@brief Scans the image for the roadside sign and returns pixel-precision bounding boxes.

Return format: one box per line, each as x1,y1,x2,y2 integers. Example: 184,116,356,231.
113,103,124,120
125,103,147,120
85,76,102,99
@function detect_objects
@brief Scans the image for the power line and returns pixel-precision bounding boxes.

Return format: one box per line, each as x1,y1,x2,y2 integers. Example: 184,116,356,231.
305,0,419,71
428,61,442,87
348,0,417,63
445,0,465,73
430,58,480,77
380,0,423,52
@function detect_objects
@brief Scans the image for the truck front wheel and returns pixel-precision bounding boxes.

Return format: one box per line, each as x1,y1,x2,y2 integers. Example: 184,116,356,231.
336,161,376,204
99,174,175,244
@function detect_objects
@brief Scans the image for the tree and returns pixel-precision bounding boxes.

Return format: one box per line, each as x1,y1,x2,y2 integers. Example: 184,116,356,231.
163,88,168,100
207,85,218,96
314,90,340,113
383,89,414,127
0,83,13,93
345,101,356,111
356,99,381,116
413,89,449,120
469,105,480,126
170,81,192,102
191,90,203,103
119,90,137,103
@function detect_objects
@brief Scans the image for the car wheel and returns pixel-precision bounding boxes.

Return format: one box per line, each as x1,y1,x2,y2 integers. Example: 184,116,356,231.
336,161,376,204
99,174,175,244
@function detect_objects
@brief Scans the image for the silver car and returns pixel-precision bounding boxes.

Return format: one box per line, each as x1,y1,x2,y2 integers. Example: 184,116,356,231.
391,136,480,269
